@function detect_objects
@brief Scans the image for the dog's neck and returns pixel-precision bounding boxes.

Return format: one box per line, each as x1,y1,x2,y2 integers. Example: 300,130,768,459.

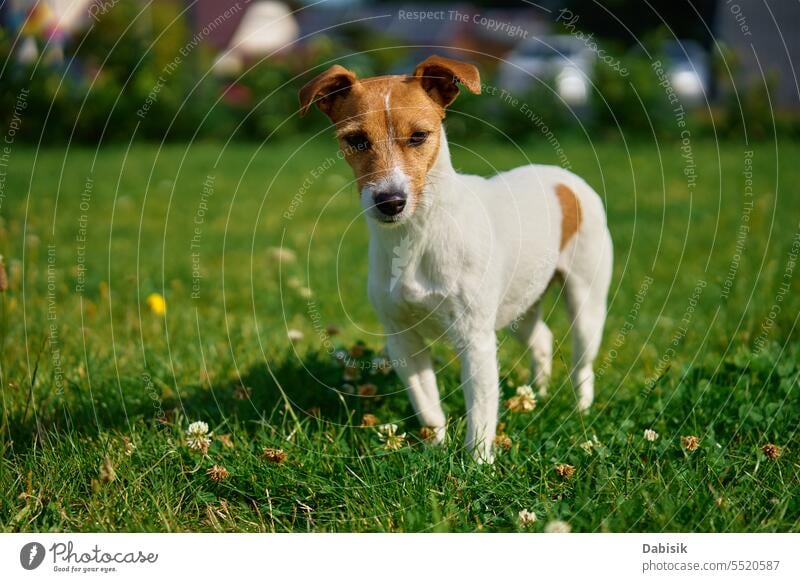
367,126,457,255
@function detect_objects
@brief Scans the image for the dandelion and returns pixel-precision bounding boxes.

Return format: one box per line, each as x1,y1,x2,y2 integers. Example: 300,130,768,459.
762,443,781,460
377,423,406,451
262,447,288,463
681,435,700,452
555,463,576,479
186,421,212,454
494,434,513,450
644,429,659,442
146,292,166,316
207,465,229,482
360,413,379,427
287,329,304,342
518,509,537,527
505,385,536,413
268,246,296,263
544,520,572,533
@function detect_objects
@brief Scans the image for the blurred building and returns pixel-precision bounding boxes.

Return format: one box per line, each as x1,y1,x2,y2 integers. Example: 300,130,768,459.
715,0,800,109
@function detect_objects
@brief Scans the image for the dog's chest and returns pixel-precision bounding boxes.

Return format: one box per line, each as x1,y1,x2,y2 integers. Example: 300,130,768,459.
370,252,458,336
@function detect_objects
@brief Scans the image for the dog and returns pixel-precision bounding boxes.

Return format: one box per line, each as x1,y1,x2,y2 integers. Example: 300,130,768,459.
299,55,613,462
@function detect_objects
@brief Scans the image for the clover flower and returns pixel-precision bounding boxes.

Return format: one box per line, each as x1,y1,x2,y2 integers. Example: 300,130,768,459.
555,463,576,479
377,423,406,451
762,443,781,460
544,520,572,533
262,447,288,463
207,465,229,482
518,509,537,527
644,429,659,442
681,435,700,452
494,434,513,450
505,385,536,413
186,421,212,454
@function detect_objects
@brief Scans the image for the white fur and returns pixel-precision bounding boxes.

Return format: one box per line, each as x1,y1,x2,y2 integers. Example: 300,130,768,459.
366,128,612,462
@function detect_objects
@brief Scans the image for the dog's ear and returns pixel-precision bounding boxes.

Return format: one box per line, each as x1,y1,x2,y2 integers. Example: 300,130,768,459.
299,65,358,119
413,55,481,109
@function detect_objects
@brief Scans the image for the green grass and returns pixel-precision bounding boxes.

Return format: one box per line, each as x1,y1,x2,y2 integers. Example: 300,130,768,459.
1,134,798,532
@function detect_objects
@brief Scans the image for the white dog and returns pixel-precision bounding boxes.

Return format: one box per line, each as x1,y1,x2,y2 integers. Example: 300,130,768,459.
300,55,613,462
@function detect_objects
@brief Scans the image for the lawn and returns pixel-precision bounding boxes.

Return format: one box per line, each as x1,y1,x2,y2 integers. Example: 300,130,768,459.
1,134,798,532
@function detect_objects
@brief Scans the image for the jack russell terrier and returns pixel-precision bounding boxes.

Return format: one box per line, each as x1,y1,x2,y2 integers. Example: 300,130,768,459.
299,55,613,462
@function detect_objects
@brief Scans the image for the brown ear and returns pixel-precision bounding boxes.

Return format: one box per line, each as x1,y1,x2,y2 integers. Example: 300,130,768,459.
299,65,358,118
413,55,481,109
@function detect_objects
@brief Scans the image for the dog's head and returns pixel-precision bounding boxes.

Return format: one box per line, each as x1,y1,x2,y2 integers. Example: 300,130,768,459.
299,55,480,225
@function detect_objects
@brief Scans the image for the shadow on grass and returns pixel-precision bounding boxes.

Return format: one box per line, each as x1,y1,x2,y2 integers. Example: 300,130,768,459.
4,345,407,449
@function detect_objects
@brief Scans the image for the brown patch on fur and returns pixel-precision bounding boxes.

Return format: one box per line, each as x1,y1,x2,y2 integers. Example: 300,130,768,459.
555,183,582,250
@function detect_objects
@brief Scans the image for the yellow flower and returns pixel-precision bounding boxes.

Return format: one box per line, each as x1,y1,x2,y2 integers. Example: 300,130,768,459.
146,292,166,316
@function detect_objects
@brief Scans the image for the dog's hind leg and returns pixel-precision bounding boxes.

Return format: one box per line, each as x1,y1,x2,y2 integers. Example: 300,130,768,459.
510,304,553,396
386,329,447,444
561,229,612,412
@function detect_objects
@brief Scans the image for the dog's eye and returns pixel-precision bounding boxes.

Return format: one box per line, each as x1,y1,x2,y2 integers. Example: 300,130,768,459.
409,131,429,146
344,132,371,152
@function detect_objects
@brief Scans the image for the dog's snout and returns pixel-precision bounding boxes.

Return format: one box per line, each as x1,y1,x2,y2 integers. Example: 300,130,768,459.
374,191,407,217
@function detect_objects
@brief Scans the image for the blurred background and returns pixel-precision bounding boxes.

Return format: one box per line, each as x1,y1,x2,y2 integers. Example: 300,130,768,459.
1,0,798,143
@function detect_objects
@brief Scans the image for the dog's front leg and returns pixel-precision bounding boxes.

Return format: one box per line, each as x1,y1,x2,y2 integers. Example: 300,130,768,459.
458,332,499,463
386,329,447,444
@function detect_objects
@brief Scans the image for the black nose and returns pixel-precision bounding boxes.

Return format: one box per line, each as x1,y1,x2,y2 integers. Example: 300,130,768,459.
374,191,407,217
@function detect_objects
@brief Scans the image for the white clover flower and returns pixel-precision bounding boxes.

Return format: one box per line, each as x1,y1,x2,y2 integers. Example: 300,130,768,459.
580,434,603,455
544,520,572,533
287,329,304,342
186,421,212,453
643,429,659,442
518,509,537,527
377,423,406,451
268,246,296,263
505,384,536,413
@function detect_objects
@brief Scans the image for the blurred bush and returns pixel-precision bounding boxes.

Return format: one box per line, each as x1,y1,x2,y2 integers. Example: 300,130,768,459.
1,8,798,145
